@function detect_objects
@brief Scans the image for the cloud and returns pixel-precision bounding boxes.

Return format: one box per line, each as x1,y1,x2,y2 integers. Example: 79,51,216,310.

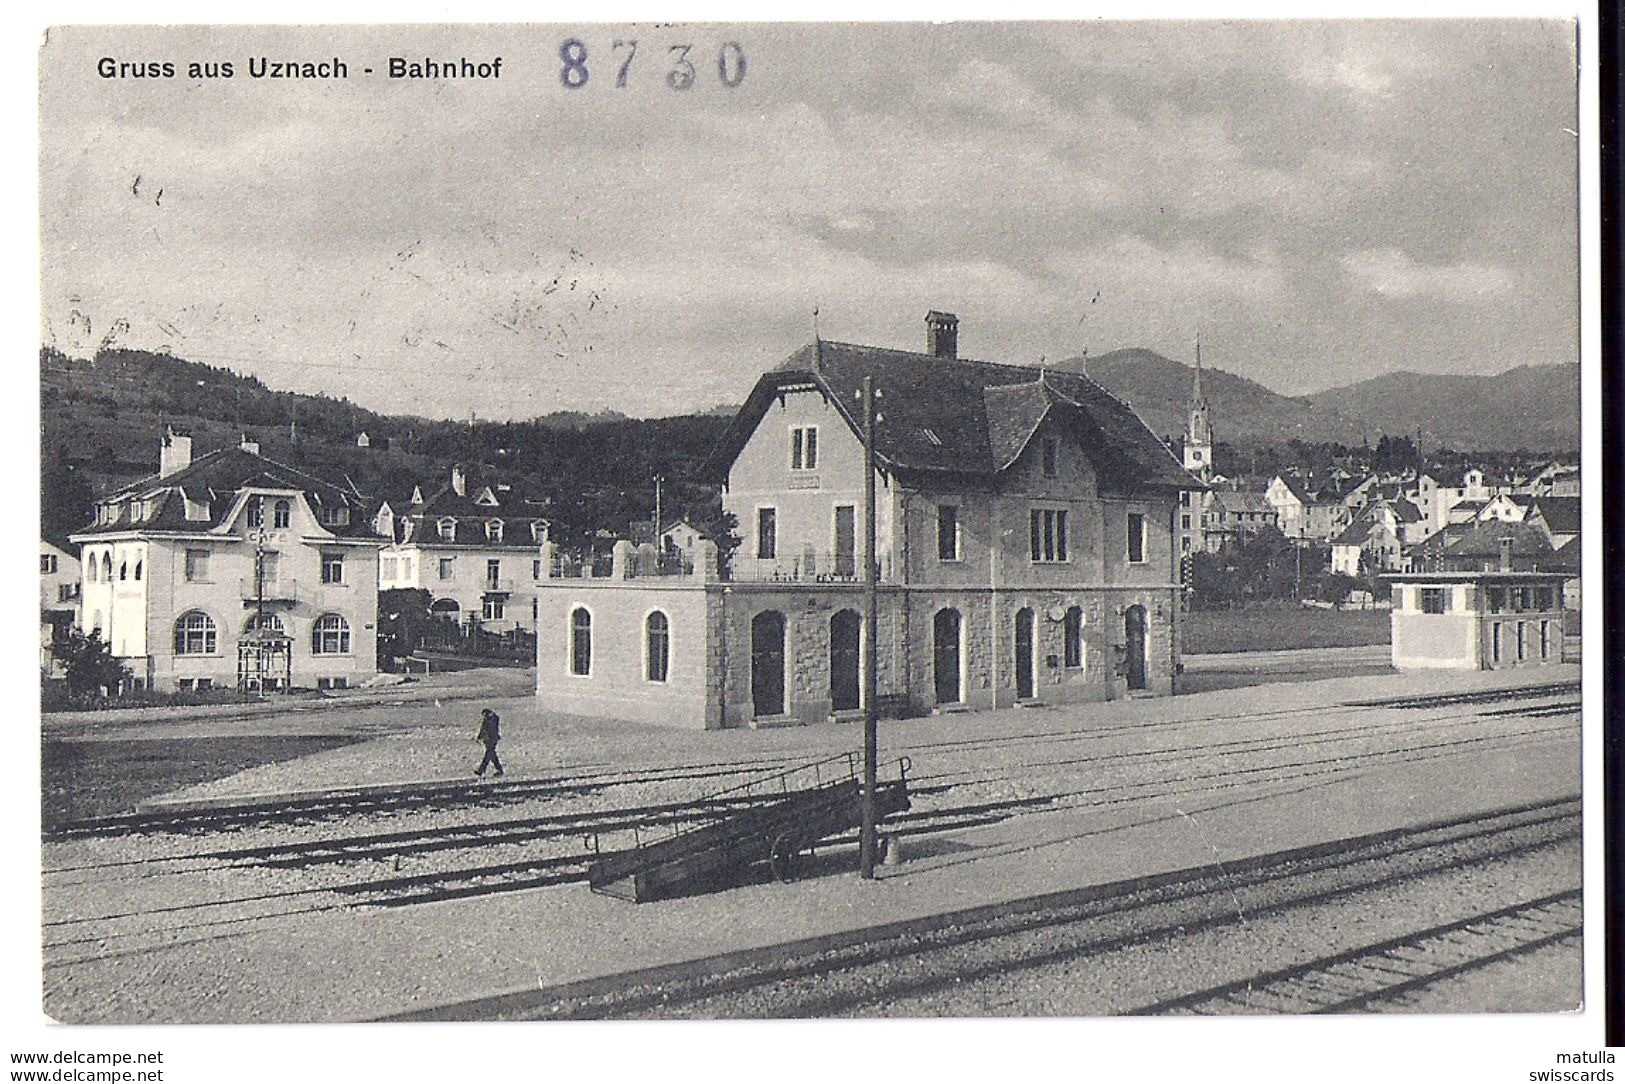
1340,248,1517,302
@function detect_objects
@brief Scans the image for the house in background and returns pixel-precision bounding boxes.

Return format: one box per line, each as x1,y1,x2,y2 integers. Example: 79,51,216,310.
71,429,383,691
533,312,1203,729
375,465,550,633
40,533,81,676
1518,460,1580,497
1527,496,1580,549
1202,489,1278,552
1476,493,1533,524
1265,472,1350,542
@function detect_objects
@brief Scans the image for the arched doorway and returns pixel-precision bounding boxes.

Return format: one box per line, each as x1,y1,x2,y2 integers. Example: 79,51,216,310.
1014,606,1037,700
933,608,962,705
1124,605,1148,690
829,609,861,712
751,611,787,718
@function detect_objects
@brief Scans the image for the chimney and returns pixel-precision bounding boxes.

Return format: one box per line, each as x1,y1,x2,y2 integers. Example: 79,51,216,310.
1498,535,1515,572
239,433,260,455
925,310,959,359
159,426,192,478
451,464,467,497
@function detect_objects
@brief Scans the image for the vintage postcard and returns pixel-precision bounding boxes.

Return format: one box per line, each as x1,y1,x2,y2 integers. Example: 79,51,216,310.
27,15,1601,1081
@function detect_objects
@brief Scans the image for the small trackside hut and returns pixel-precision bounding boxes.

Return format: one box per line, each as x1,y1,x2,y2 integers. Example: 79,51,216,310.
534,312,1207,729
1386,569,1569,670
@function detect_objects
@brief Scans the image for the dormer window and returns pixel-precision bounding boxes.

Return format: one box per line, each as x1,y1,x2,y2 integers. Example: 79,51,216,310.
437,517,457,541
247,498,264,528
530,520,547,542
486,519,504,543
318,504,351,528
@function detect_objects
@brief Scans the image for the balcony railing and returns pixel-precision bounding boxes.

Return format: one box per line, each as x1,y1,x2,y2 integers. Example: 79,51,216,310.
727,552,891,584
238,577,301,604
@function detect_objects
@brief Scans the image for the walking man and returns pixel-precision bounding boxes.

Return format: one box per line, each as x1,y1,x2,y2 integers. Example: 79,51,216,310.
474,707,504,777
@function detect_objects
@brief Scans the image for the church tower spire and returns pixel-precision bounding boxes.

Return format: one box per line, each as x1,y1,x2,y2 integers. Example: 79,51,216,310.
1183,333,1213,479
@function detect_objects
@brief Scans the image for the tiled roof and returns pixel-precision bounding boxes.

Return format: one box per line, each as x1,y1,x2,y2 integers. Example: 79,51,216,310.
1332,520,1375,546
1391,499,1423,523
1531,496,1580,535
72,446,375,539
1441,520,1555,558
1548,535,1581,573
704,341,1202,494
397,476,549,550
1213,490,1274,515
1272,473,1313,505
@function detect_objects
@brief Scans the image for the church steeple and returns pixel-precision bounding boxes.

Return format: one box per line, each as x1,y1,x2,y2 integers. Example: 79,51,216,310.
1183,333,1212,478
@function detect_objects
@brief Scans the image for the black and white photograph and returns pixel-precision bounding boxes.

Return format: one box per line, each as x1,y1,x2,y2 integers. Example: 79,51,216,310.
19,10,1608,1081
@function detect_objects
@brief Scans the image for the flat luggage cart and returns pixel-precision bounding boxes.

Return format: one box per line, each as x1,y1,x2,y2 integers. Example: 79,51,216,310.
585,752,912,902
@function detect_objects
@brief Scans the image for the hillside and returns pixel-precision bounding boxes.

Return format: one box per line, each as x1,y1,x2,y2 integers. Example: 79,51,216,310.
1049,348,1368,446
1304,364,1581,452
39,348,732,547
40,345,1580,544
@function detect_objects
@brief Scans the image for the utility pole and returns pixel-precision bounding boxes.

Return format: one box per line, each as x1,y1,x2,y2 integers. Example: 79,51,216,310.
653,474,664,541
860,375,879,880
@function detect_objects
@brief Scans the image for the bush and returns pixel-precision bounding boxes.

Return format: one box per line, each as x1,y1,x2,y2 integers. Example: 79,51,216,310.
41,678,261,713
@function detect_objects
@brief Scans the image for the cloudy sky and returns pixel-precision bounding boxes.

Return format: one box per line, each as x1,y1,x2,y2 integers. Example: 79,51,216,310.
40,21,1578,420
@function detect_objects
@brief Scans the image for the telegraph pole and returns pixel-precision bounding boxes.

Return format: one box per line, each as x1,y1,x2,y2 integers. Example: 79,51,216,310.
653,474,664,540
860,375,879,880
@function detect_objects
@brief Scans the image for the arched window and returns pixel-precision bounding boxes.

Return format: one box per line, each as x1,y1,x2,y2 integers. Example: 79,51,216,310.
85,555,97,583
1064,606,1084,669
118,559,128,581
486,519,504,543
243,613,286,636
101,553,112,581
273,499,291,528
247,498,264,528
646,611,670,683
133,559,143,581
437,517,457,541
173,611,217,655
570,607,592,676
311,613,351,655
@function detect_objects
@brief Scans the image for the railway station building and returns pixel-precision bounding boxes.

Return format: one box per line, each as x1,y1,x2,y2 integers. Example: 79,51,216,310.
534,312,1205,729
71,429,384,692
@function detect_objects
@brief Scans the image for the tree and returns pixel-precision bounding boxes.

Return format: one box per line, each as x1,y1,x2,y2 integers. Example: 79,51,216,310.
56,630,130,697
377,588,433,664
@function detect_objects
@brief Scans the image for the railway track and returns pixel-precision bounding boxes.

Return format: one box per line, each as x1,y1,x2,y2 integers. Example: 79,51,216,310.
385,795,1581,1020
1135,889,1583,1014
43,703,1574,917
42,758,791,840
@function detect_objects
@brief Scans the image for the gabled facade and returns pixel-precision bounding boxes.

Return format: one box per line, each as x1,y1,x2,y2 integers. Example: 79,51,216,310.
375,465,550,632
1265,473,1350,541
70,430,383,691
534,313,1204,729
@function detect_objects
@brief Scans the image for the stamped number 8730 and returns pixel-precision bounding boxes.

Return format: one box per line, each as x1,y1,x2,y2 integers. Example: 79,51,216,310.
559,39,746,90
